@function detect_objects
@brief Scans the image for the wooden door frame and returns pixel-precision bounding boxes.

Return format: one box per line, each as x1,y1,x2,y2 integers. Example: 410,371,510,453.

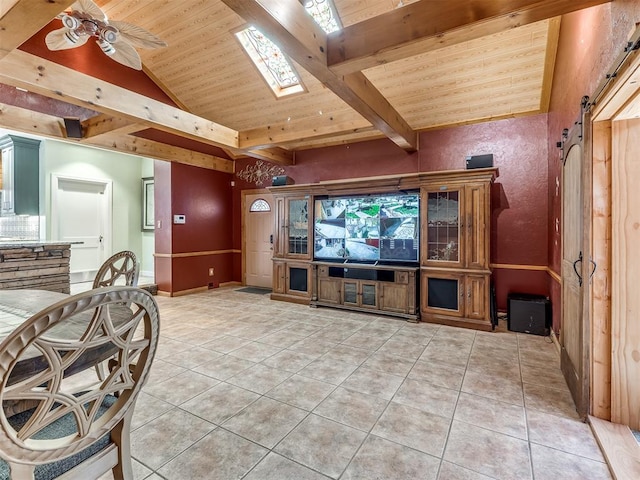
241,188,273,286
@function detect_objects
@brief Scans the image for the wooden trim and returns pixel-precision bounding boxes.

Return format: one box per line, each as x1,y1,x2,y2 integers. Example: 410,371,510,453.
490,263,547,271
547,268,562,284
219,281,242,287
159,286,209,297
591,119,612,420
540,17,561,112
589,415,640,480
154,250,240,258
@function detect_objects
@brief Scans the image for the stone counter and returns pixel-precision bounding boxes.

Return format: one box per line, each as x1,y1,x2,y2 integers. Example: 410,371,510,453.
0,242,71,293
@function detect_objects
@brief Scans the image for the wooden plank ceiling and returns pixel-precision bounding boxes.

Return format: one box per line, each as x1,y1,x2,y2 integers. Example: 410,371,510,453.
0,0,611,170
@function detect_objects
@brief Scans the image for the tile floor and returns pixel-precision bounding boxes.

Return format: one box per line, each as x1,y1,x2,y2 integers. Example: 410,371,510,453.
98,287,611,480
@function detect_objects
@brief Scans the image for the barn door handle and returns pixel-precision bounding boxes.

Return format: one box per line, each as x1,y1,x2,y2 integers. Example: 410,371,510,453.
589,258,597,282
573,251,583,287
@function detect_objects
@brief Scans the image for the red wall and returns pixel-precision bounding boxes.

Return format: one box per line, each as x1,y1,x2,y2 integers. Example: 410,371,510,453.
546,1,640,331
154,161,234,294
235,114,549,311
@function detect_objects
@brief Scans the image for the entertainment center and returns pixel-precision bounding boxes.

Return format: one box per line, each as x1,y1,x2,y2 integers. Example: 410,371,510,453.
268,168,496,330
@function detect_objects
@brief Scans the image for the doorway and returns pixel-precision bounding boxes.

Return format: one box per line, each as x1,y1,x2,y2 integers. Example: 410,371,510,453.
243,192,274,289
51,175,113,283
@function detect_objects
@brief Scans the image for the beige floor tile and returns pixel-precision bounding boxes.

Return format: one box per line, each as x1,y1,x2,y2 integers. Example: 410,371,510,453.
390,327,436,345
275,414,367,479
313,386,388,431
143,369,219,405
393,378,459,418
288,337,337,356
261,349,318,373
377,338,427,359
527,409,605,461
372,402,451,457
342,331,387,350
257,330,308,348
265,374,336,410
530,443,612,480
223,396,308,448
180,381,260,425
131,391,174,431
361,351,416,377
437,461,494,479
130,408,216,470
144,358,187,387
160,345,223,369
341,366,405,400
523,382,579,419
461,369,524,406
201,334,251,354
342,434,440,480
227,363,292,394
298,356,359,385
320,344,372,366
408,360,466,391
157,428,268,480
454,391,527,439
244,452,331,480
191,355,255,381
520,362,568,390
228,341,283,363
444,421,532,480
420,343,470,368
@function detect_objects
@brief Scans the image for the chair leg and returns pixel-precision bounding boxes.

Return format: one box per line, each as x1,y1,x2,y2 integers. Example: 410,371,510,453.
110,407,135,480
8,462,35,479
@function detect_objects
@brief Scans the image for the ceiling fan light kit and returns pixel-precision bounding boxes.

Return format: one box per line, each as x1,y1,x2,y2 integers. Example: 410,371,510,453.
44,0,167,70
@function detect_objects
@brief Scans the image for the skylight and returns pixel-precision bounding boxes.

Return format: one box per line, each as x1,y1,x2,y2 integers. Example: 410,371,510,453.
235,26,305,98
304,0,341,34
235,0,341,98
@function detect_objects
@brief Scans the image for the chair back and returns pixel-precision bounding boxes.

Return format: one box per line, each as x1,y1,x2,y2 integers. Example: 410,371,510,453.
0,286,159,478
93,251,140,288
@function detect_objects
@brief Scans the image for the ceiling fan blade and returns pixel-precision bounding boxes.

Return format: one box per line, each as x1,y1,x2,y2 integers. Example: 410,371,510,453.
72,0,107,22
109,20,167,49
45,28,89,50
103,40,142,70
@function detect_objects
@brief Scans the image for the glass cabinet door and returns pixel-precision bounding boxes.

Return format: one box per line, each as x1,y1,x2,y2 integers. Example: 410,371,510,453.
425,190,461,265
287,198,308,256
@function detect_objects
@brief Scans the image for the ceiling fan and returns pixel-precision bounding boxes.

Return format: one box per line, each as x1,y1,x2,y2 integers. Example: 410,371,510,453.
45,0,167,70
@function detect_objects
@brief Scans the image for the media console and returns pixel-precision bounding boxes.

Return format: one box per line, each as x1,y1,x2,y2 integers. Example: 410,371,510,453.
311,262,419,321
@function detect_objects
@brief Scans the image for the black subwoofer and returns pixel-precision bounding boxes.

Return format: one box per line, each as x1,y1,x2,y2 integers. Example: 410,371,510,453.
507,293,551,336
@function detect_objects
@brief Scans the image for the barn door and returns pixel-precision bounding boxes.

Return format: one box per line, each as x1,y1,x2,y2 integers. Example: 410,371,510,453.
561,108,592,418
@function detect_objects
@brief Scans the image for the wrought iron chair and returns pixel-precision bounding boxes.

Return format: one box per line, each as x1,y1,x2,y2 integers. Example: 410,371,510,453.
92,251,140,289
0,286,159,479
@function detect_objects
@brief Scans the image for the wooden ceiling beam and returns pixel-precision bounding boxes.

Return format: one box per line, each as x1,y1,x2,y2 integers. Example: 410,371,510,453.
328,0,612,75
245,147,294,165
0,102,234,172
239,112,373,149
221,0,418,152
0,50,240,147
81,114,145,139
0,0,76,60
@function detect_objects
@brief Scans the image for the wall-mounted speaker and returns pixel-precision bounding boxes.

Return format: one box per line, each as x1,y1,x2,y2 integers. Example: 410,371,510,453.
466,153,493,169
63,117,83,139
272,175,294,186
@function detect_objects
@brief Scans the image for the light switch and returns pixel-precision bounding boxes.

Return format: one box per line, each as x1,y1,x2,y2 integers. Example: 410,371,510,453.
173,214,186,224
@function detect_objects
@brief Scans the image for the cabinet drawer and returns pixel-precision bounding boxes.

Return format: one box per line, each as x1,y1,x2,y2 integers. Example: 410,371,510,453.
395,271,408,284
319,265,329,277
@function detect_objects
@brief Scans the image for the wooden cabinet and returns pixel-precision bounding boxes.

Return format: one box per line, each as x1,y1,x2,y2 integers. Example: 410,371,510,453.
313,263,419,321
272,260,312,303
420,172,494,330
273,195,310,259
269,168,495,329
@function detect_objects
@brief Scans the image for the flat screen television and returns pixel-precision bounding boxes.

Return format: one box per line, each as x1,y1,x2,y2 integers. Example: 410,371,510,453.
314,193,419,263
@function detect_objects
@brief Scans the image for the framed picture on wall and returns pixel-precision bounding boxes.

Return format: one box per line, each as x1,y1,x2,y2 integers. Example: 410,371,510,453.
142,177,154,231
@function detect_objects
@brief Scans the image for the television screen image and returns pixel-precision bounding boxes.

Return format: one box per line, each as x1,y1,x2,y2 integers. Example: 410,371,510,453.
314,193,419,263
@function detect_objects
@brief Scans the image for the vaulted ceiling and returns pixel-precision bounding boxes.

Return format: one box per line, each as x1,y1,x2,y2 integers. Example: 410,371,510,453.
0,0,611,172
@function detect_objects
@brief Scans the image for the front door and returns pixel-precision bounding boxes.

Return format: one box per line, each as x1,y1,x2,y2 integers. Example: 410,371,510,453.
244,193,274,288
52,175,112,283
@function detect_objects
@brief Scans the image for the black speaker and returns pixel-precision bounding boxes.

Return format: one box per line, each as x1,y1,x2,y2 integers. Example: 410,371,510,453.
272,175,294,186
466,154,493,169
63,117,83,139
507,293,551,336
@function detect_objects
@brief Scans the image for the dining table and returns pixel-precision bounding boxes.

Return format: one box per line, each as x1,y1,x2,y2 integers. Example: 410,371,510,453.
0,289,130,387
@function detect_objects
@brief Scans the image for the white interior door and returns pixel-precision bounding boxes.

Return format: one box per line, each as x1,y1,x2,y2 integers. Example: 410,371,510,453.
244,194,274,288
52,175,112,283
